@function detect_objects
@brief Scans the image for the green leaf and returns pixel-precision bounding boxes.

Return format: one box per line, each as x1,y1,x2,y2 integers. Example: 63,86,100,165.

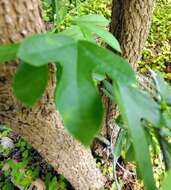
162,128,171,137
114,130,125,158
161,170,171,190
2,182,14,190
13,63,48,106
59,25,84,41
18,34,75,66
75,14,121,52
125,143,135,162
102,80,114,101
45,173,52,189
75,14,109,27
93,26,121,53
55,42,104,146
49,177,58,190
78,23,95,42
113,83,160,190
16,34,102,145
78,23,121,52
80,41,136,85
117,84,160,126
92,73,106,81
163,110,171,129
17,33,135,146
63,15,121,53
0,43,19,62
55,40,135,145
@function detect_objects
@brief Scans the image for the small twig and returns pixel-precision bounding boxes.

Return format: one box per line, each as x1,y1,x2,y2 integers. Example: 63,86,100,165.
116,161,136,176
110,126,122,190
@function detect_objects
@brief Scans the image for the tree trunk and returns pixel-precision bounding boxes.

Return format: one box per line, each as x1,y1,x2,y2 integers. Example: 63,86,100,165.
0,1,105,189
110,0,155,69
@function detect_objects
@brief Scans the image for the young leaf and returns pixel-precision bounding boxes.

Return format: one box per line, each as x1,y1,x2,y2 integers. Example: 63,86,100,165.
0,43,19,62
49,177,58,190
113,83,160,190
75,15,109,27
45,173,52,189
59,25,84,41
78,23,95,42
92,73,106,81
78,23,121,52
93,26,121,53
13,63,48,106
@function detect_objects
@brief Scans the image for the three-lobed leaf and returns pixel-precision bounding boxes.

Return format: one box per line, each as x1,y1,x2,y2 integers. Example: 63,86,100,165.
68,15,121,52
17,33,135,145
78,23,121,53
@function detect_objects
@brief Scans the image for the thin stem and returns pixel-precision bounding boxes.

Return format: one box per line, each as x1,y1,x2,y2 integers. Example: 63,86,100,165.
116,161,136,176
110,127,122,190
158,129,170,171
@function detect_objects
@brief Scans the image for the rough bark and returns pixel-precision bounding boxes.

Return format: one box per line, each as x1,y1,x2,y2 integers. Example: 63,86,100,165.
0,1,105,189
110,0,155,69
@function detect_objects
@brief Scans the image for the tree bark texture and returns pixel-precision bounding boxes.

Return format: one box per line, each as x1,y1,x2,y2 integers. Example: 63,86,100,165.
110,0,155,69
0,1,105,189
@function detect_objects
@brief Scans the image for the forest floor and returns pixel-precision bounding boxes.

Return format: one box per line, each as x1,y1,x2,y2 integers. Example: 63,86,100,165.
0,0,170,189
